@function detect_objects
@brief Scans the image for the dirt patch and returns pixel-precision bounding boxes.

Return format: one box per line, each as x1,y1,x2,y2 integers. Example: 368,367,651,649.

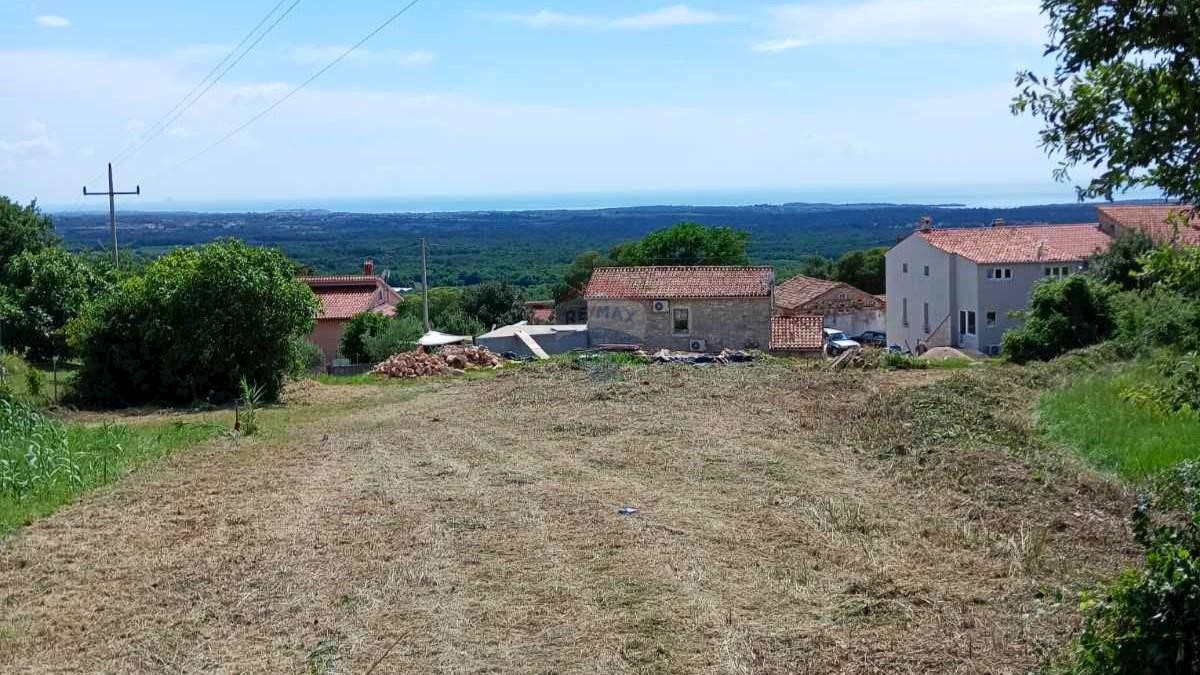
0,362,1133,673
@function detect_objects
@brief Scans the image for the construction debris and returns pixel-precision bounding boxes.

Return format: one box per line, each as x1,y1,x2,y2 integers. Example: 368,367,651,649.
824,347,865,370
373,346,504,379
650,349,757,365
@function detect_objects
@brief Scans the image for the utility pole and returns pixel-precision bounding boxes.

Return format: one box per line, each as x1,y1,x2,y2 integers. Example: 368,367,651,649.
83,162,141,267
420,238,431,333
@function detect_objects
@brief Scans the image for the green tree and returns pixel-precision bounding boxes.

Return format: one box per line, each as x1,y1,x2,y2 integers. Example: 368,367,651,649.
798,255,835,279
1013,2,1200,202
70,240,319,406
0,197,55,273
1091,229,1155,290
832,247,887,294
1139,244,1200,296
363,315,424,363
610,222,750,267
340,312,391,363
462,281,524,329
1002,275,1114,363
3,248,102,361
554,250,612,302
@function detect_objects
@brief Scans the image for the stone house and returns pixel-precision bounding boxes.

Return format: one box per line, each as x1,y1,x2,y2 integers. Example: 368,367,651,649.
1098,204,1200,247
301,259,401,364
584,266,774,352
886,220,1111,355
774,274,885,336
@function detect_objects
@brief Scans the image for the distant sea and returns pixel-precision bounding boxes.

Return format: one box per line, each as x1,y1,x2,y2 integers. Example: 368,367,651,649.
48,183,1167,214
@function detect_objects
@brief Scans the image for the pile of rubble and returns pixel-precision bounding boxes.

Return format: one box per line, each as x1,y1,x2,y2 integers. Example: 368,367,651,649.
373,346,505,379
650,349,756,365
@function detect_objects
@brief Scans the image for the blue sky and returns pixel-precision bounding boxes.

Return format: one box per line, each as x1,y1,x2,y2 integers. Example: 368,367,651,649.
0,1,1084,209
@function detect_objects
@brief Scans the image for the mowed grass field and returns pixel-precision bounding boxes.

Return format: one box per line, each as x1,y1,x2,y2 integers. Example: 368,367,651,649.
0,360,1136,674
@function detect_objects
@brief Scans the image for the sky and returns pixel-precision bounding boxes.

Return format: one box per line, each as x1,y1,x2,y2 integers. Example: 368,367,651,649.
0,1,1098,210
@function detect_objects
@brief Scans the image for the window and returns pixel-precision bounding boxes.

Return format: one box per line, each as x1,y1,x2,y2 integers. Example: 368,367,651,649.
902,298,908,326
902,262,909,273
672,308,690,334
1044,266,1071,278
923,265,930,277
986,311,997,327
959,310,977,336
987,267,1013,281
923,302,930,333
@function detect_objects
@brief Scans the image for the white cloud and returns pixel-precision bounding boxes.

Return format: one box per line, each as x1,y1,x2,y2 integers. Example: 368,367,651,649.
488,5,736,30
172,44,235,62
287,46,435,67
761,0,1045,47
35,15,70,28
753,38,809,53
229,82,291,104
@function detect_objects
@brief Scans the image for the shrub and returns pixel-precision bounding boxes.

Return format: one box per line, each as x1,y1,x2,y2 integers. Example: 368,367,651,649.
24,369,43,400
434,310,485,338
363,315,423,363
289,337,325,377
1057,467,1200,674
69,240,319,407
2,247,102,362
340,312,391,363
1111,288,1200,356
1090,229,1154,291
1002,276,1114,364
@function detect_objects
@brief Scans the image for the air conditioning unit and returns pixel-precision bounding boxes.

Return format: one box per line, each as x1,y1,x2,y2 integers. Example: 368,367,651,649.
652,300,670,313
689,339,707,352
987,344,1002,357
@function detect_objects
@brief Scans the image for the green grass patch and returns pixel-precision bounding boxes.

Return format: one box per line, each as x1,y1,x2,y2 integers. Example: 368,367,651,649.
1039,361,1200,481
0,400,222,537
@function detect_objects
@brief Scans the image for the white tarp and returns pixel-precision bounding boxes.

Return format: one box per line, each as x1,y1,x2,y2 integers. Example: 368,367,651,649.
418,331,473,347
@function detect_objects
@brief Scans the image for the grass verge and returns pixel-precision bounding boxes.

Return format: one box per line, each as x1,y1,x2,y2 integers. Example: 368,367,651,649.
1,405,222,537
1038,360,1200,481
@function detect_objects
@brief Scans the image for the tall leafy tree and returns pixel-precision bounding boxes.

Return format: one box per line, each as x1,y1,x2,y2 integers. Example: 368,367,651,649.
798,255,835,280
832,247,887,294
0,197,56,273
1090,229,1155,290
610,222,750,267
4,248,102,361
462,281,524,329
1013,2,1200,202
554,250,612,302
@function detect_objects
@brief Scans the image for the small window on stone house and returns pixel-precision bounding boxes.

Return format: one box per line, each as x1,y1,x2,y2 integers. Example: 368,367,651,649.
673,308,690,334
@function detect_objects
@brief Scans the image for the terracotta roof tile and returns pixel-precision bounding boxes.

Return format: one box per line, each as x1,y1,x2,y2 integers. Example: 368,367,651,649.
775,275,840,308
584,266,774,299
300,276,399,320
770,315,824,351
918,224,1110,264
1098,205,1200,246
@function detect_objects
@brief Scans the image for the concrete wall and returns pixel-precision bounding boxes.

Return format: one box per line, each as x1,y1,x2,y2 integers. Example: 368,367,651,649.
556,298,588,325
477,329,589,358
308,319,347,365
886,234,954,350
823,310,884,336
587,297,771,352
972,262,1071,354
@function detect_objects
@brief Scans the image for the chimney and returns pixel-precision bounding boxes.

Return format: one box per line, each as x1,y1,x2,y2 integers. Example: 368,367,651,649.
1035,240,1046,259
363,257,375,276
918,216,933,233
991,218,1006,227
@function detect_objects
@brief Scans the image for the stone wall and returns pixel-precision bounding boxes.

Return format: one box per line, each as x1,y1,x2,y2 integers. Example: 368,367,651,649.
587,297,771,352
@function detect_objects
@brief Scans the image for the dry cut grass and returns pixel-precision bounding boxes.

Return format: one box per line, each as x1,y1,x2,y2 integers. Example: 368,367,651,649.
0,360,1135,674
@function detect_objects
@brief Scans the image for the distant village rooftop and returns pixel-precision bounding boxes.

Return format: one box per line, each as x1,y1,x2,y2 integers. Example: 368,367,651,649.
1098,204,1200,246
917,222,1111,264
584,266,774,299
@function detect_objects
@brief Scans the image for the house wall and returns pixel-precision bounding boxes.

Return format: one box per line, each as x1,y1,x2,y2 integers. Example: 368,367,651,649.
886,234,953,350
972,262,1080,354
308,319,347,365
587,297,771,352
823,310,885,336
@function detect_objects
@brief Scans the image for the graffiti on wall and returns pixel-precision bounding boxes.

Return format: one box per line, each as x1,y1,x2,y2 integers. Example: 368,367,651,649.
589,304,639,323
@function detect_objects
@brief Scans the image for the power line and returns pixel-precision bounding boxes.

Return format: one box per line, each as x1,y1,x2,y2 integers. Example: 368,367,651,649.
153,0,425,181
113,0,303,168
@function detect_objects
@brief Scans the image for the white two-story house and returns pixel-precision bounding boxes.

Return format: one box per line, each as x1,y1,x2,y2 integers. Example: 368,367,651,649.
886,219,1112,355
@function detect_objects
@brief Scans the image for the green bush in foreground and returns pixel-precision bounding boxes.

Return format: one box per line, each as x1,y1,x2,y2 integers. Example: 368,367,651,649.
340,312,391,364
1003,276,1114,364
69,240,319,406
1056,463,1200,674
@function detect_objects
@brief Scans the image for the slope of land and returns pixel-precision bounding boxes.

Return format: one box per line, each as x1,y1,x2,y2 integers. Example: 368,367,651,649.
0,362,1134,674
51,202,1106,287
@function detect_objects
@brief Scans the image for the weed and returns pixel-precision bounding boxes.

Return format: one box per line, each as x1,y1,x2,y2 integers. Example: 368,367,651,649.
23,370,43,400
238,377,264,436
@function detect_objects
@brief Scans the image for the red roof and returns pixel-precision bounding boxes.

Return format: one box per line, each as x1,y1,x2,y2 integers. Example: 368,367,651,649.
300,276,400,320
775,275,884,311
584,266,774,300
770,315,824,351
918,224,1111,264
1098,205,1200,246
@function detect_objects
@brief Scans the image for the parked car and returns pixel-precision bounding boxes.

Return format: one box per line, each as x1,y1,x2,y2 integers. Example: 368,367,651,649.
823,328,861,356
854,330,887,347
